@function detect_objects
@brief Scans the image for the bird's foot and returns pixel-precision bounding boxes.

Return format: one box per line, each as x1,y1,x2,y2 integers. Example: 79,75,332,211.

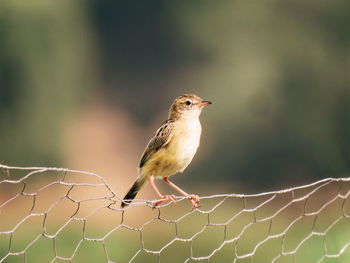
187,194,200,209
153,194,177,208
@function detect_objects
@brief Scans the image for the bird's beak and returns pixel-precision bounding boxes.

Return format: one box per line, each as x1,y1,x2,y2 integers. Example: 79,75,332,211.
199,100,212,107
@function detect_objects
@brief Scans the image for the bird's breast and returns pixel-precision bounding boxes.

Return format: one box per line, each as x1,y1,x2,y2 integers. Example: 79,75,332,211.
140,118,202,178
172,119,202,170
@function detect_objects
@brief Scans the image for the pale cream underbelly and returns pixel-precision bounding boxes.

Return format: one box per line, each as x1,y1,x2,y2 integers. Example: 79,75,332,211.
140,137,200,178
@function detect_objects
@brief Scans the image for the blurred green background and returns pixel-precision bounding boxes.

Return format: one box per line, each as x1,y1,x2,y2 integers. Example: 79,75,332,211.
1,1,350,262
1,0,350,193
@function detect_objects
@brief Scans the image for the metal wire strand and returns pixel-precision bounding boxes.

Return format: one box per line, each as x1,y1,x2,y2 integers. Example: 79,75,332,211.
1,165,350,263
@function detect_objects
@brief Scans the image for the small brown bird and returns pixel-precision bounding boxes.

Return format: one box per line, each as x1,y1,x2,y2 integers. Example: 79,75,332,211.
121,94,211,209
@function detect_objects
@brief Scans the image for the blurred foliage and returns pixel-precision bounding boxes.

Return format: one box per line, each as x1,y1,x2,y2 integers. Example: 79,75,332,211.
1,0,350,188
0,0,95,166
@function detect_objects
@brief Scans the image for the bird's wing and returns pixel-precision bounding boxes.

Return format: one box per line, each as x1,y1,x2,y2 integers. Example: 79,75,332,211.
139,120,175,168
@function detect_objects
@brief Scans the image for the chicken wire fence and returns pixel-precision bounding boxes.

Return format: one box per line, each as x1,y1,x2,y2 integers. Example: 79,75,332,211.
1,165,350,263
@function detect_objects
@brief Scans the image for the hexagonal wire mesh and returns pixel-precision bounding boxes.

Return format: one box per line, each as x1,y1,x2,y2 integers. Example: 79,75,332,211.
1,165,350,263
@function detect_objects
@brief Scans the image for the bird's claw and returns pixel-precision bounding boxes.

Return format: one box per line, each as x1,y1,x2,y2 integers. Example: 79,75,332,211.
152,194,200,209
153,194,177,208
187,194,200,209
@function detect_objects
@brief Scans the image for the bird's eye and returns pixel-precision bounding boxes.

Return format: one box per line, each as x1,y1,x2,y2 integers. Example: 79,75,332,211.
185,100,192,106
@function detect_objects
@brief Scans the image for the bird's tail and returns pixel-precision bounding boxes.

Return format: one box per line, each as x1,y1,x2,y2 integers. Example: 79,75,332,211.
121,176,147,208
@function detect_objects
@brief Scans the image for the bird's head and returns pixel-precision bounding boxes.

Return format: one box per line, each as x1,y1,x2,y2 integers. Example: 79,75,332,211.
169,94,212,120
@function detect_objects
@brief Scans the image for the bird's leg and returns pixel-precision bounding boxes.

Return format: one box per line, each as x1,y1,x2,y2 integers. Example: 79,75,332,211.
149,176,176,207
162,177,200,209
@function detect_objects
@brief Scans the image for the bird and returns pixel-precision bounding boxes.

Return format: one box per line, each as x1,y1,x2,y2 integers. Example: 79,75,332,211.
121,94,212,209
